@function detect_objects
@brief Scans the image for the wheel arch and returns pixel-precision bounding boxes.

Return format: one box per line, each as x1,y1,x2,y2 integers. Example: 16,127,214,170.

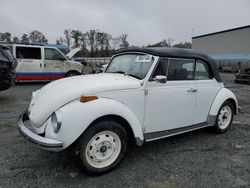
225,98,237,114
87,114,137,145
208,88,238,117
65,70,81,77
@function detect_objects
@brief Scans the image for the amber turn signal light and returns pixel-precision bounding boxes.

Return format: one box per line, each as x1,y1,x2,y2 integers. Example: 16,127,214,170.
80,95,98,103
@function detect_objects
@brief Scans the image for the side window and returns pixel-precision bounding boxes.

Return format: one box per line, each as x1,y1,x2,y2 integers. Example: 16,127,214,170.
16,47,41,59
167,59,195,81
151,58,168,79
45,48,65,61
195,60,212,80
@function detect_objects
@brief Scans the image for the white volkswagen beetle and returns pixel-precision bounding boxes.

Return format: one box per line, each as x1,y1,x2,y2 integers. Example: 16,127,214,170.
18,48,239,175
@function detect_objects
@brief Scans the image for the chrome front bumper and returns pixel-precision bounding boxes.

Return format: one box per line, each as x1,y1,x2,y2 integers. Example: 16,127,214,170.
18,110,63,149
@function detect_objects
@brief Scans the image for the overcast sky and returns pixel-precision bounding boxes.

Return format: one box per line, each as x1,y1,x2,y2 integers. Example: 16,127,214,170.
0,0,249,46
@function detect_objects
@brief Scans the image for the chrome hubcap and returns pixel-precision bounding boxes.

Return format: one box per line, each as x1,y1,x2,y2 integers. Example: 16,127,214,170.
218,106,232,129
85,131,121,168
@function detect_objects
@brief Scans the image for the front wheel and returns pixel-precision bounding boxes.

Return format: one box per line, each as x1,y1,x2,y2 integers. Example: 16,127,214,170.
73,120,128,176
65,71,80,77
213,101,234,133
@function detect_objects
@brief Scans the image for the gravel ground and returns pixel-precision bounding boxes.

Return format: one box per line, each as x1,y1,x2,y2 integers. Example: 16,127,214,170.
0,73,249,188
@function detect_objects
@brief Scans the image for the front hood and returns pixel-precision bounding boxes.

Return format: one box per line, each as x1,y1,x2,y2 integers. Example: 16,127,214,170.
29,73,141,127
66,48,80,59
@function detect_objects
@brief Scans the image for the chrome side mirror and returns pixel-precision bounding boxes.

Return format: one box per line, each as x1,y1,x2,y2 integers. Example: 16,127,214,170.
154,75,167,83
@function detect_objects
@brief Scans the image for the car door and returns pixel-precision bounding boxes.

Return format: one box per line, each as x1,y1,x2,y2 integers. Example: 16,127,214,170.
144,58,197,136
15,46,43,80
43,47,66,80
193,60,223,124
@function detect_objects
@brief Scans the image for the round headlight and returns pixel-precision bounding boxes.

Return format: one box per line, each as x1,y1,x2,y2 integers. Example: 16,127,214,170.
51,111,62,133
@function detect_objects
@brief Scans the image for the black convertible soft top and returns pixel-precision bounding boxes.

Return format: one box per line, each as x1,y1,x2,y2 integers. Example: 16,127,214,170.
116,47,222,82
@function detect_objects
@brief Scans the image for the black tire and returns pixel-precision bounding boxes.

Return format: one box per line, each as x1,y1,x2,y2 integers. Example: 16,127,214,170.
65,71,80,77
73,120,128,176
213,101,234,133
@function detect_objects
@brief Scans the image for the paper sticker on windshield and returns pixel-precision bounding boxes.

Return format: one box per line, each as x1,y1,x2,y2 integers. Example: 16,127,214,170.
135,55,152,63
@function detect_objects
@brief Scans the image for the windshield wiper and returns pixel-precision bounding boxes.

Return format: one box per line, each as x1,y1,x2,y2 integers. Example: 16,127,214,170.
110,71,141,80
112,71,126,74
126,73,141,80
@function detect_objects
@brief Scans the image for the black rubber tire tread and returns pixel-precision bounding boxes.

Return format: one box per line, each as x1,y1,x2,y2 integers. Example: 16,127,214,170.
73,120,128,176
65,71,80,77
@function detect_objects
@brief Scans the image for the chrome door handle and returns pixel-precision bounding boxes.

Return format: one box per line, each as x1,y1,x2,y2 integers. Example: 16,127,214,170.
187,88,197,92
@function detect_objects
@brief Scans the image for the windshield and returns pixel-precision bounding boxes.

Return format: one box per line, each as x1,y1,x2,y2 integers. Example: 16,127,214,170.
105,54,154,79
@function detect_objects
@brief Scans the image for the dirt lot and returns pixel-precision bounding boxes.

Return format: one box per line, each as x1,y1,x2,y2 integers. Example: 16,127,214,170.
0,73,249,188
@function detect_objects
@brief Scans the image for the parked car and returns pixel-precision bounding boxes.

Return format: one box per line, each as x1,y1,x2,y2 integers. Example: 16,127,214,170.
11,44,82,81
222,66,233,73
0,44,17,91
235,68,250,84
18,47,239,175
100,63,108,72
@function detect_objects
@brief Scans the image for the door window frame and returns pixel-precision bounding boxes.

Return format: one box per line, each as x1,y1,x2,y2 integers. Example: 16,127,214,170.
194,59,214,80
149,57,196,82
44,47,66,61
148,57,217,83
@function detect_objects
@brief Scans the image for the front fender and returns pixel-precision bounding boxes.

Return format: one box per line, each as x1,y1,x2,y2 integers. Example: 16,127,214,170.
209,88,238,116
45,98,144,149
66,60,83,73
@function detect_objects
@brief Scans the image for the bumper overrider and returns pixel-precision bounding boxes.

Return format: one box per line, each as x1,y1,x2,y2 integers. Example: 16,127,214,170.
18,110,63,150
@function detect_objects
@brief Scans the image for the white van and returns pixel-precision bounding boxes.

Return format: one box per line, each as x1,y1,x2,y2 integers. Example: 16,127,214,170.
12,44,83,81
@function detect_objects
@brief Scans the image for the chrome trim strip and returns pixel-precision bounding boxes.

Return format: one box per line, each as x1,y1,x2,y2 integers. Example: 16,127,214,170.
144,122,209,142
18,110,63,149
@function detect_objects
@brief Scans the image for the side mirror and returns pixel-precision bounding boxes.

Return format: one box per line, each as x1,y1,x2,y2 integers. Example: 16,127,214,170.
59,57,66,61
154,75,167,83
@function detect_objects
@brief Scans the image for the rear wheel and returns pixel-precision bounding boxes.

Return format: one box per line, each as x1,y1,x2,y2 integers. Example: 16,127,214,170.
73,120,128,175
213,101,234,133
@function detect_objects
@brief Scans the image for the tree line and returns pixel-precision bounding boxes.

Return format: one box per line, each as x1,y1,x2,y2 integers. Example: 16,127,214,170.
0,31,48,44
0,29,191,57
60,29,130,57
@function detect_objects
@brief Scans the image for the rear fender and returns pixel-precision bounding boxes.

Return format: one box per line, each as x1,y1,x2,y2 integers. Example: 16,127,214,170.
207,88,238,125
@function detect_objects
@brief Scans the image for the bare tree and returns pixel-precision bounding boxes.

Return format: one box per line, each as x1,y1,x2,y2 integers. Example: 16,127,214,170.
64,29,72,50
71,30,82,48
104,33,112,50
96,32,106,55
166,38,174,47
119,34,129,49
80,33,87,50
111,37,121,50
86,29,96,56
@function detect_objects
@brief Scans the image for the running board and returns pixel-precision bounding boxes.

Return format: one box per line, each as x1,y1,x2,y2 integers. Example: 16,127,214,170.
144,122,211,142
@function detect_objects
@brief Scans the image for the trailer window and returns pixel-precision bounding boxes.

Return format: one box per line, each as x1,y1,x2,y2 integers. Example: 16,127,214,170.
16,47,41,59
